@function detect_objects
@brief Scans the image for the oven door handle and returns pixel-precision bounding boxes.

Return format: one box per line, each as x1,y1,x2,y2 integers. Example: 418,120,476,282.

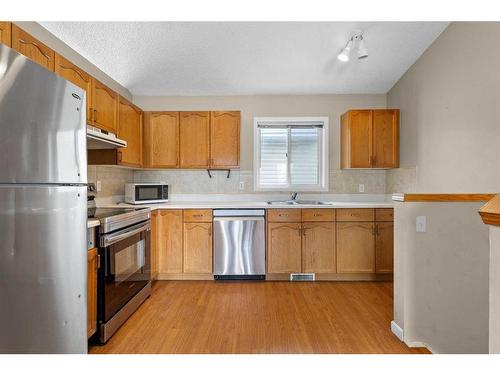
101,221,151,247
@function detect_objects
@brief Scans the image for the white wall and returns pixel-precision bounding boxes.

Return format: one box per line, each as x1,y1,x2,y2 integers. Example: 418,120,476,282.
394,201,489,353
387,22,500,193
489,226,500,353
388,22,500,353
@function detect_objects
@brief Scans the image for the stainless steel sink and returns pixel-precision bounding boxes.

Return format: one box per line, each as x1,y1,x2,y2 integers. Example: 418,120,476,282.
295,200,332,205
266,200,332,206
266,200,295,205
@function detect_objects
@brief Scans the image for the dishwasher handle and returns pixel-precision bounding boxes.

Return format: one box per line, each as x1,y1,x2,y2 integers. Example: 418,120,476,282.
213,216,265,222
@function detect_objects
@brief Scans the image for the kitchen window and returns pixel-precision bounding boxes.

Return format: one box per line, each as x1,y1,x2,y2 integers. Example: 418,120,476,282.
253,117,329,191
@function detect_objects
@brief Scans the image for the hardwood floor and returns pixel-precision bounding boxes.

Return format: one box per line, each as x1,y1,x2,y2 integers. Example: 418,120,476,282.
89,281,429,354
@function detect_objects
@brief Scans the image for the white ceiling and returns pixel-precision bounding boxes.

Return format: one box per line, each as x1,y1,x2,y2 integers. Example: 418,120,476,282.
40,22,448,96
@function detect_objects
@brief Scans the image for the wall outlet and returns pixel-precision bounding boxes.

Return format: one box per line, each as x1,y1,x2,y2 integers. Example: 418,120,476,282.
358,184,365,193
416,216,427,233
239,181,245,190
96,180,102,192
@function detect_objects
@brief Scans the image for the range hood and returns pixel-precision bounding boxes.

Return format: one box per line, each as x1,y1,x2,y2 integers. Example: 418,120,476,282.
87,125,127,149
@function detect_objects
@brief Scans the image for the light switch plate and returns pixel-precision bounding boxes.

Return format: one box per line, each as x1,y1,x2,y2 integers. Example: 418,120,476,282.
239,181,245,190
358,184,365,193
416,216,426,232
96,180,102,192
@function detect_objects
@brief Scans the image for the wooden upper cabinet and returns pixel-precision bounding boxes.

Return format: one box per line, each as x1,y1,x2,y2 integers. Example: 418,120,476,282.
179,111,210,168
54,53,92,121
341,110,372,168
91,78,118,133
11,24,55,71
341,109,399,169
143,112,179,168
117,96,143,167
0,22,12,47
267,222,302,273
210,111,240,168
373,109,399,168
302,222,336,273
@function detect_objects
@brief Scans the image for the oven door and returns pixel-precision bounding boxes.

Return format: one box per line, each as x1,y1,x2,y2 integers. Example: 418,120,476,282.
100,221,151,323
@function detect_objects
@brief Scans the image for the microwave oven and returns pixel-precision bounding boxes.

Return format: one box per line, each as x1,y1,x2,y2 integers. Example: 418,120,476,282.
125,183,169,204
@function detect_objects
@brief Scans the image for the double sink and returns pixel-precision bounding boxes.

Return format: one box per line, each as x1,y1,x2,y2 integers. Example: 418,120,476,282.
266,200,332,206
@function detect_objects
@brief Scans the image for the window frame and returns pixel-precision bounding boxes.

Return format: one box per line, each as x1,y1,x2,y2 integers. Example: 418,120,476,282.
253,116,329,192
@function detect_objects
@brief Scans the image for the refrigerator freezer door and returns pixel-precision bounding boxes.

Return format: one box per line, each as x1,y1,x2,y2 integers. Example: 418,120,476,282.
0,44,86,184
0,185,87,353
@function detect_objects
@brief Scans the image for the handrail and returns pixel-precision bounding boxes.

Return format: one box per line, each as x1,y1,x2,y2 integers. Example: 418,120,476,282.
479,194,500,227
392,193,497,202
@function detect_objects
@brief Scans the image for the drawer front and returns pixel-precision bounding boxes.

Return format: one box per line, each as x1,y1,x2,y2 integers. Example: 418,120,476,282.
376,208,394,222
183,209,212,222
267,209,301,222
301,208,335,222
336,208,374,222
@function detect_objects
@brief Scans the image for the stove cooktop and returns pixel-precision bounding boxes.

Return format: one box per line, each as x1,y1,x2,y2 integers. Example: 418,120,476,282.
88,207,151,234
87,207,146,220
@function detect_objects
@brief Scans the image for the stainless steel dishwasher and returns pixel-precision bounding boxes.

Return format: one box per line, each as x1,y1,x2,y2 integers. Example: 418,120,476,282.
213,209,266,280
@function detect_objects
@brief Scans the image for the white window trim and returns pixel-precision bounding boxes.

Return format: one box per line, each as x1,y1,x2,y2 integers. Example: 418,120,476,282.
253,116,329,192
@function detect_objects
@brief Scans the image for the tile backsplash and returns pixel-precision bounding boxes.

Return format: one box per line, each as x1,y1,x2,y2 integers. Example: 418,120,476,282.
88,165,394,198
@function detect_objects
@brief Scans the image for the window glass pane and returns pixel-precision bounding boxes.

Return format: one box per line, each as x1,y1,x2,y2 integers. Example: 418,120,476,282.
259,128,288,186
290,128,319,185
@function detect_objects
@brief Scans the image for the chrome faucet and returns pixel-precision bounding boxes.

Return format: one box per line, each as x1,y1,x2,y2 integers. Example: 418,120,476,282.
290,192,299,202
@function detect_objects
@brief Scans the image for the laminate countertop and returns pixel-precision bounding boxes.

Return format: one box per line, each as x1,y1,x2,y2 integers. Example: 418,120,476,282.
97,200,394,210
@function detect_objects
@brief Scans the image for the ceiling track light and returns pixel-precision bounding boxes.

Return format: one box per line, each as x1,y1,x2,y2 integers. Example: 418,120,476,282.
337,31,368,62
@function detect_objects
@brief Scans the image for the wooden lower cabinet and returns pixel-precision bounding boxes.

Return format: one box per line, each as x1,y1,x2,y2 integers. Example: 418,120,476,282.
375,222,394,273
267,222,302,273
302,222,336,273
150,211,159,280
183,222,212,274
87,248,98,339
336,222,375,273
158,210,183,274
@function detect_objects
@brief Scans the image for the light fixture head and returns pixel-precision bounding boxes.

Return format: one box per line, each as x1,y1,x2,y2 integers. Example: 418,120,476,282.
338,31,368,62
337,39,353,62
357,36,368,59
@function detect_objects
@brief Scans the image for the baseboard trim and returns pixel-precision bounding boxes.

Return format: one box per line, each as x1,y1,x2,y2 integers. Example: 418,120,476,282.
391,320,404,341
407,341,436,354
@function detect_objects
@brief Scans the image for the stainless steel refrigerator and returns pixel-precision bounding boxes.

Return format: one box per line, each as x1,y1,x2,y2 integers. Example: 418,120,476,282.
0,44,88,353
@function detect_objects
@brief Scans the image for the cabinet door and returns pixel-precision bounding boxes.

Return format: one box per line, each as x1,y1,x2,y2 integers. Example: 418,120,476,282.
302,222,336,273
158,210,184,274
336,222,375,273
54,53,93,123
341,110,372,168
11,24,55,71
150,211,159,280
91,78,118,133
267,222,302,273
375,222,394,274
118,97,143,167
179,111,210,168
143,112,179,168
210,111,240,168
87,248,98,339
183,222,212,274
373,109,399,168
0,22,12,47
